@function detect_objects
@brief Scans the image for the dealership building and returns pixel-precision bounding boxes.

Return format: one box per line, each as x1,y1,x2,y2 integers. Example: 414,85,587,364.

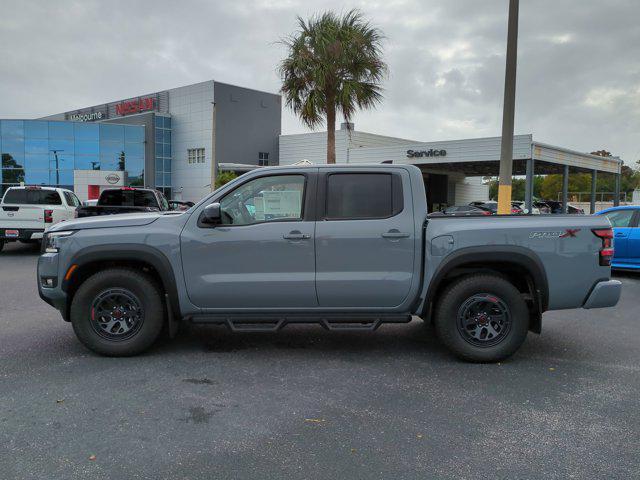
280,125,623,213
32,80,281,202
1,79,622,211
0,119,144,198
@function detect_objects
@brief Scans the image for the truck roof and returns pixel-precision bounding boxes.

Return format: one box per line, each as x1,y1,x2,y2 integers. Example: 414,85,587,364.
5,185,62,191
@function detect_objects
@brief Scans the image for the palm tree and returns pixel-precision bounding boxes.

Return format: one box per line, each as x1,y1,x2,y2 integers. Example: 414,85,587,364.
279,10,387,164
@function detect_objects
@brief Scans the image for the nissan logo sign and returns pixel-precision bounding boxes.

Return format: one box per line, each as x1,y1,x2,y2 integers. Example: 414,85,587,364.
105,173,120,184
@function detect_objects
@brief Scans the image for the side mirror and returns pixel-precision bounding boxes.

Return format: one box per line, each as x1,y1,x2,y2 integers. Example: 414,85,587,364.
201,202,222,225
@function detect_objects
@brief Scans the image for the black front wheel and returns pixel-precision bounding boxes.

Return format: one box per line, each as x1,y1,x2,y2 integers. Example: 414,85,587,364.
70,268,165,356
434,274,529,362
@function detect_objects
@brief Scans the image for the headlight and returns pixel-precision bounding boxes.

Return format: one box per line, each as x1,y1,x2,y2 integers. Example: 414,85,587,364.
44,231,75,253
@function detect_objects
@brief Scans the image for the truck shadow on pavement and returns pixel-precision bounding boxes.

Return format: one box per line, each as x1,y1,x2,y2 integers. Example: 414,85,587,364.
156,320,453,358
1,241,41,256
150,319,579,365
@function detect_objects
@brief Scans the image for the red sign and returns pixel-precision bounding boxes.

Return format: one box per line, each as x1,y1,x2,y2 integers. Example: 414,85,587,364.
115,97,155,116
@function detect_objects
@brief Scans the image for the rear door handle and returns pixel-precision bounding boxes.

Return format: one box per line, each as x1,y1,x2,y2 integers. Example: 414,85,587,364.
615,232,626,237
381,231,410,239
283,231,311,240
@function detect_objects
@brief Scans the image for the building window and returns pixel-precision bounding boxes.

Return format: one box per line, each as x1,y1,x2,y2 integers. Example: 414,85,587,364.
188,148,205,164
155,115,172,189
1,119,144,192
258,152,269,166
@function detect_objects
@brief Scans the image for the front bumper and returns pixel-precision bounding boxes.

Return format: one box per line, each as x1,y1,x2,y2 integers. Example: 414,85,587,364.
1,228,44,241
37,252,69,320
583,279,622,309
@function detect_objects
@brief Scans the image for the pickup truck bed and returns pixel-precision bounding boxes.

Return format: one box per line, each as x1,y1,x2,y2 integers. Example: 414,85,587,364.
37,164,621,362
76,187,167,218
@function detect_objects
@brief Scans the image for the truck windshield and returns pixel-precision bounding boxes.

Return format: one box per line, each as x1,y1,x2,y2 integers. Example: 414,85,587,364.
99,190,157,207
2,189,62,205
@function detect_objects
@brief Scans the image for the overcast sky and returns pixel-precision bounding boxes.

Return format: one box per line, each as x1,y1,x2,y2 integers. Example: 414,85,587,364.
0,0,638,163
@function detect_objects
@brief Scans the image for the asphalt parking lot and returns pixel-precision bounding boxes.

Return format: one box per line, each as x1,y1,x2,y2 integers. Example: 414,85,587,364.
1,241,639,480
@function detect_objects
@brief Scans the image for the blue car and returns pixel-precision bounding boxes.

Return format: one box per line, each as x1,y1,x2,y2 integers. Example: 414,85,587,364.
595,206,640,270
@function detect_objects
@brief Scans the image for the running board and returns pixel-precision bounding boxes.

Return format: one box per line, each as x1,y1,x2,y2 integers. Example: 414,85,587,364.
187,313,411,333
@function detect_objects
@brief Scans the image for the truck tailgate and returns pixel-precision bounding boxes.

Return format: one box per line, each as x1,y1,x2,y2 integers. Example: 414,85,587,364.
0,205,45,230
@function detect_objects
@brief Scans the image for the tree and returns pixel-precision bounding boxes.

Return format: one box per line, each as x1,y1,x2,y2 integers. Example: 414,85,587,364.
487,176,544,201
279,10,387,164
215,171,237,189
1,154,25,184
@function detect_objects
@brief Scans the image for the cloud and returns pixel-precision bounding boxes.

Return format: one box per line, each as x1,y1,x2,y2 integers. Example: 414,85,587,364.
0,0,638,163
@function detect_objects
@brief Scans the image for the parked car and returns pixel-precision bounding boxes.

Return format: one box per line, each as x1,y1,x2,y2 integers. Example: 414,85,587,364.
595,206,640,270
469,201,523,215
544,200,585,214
75,187,170,218
534,201,551,214
512,201,540,215
38,165,621,362
439,205,492,216
0,186,80,252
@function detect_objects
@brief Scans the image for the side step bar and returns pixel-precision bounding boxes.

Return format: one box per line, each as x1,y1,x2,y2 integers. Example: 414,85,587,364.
187,313,412,333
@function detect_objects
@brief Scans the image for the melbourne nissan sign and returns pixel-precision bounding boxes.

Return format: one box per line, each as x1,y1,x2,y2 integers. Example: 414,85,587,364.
68,108,107,122
116,96,155,116
406,148,447,158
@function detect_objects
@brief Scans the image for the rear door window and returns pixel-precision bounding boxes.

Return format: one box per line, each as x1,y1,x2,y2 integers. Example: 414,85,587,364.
325,173,403,220
63,191,81,207
99,190,158,207
2,189,62,205
157,191,169,211
605,209,635,228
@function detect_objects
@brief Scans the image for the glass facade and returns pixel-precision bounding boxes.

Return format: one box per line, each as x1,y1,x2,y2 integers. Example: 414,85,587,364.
0,120,145,195
154,115,172,198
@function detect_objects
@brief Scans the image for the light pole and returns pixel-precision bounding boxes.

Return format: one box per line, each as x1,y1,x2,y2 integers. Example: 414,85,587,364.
497,0,519,214
50,149,63,186
210,101,217,191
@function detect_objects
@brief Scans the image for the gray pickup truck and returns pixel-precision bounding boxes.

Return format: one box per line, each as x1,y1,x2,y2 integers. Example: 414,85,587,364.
37,164,621,362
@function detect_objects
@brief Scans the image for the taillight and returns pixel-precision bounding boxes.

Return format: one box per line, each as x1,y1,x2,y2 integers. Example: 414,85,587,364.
482,210,492,216
592,228,613,266
44,209,54,223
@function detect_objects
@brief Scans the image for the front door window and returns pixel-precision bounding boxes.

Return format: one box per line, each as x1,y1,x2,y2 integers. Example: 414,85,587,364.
219,175,305,225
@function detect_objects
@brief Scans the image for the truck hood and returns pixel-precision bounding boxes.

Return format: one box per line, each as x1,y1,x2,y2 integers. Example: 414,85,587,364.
48,212,163,232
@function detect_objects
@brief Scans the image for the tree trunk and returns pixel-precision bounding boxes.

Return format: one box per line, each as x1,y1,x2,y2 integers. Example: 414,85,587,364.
326,101,336,164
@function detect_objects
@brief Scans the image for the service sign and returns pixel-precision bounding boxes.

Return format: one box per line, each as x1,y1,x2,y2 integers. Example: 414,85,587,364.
406,149,447,158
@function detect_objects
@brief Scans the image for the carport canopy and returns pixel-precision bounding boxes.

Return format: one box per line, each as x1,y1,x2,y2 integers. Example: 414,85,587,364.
381,135,623,214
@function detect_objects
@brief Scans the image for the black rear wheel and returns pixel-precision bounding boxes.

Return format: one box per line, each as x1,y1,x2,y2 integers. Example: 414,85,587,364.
70,268,165,356
434,274,529,362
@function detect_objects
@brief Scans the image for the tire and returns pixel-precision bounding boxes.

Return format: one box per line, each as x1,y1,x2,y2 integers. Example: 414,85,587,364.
70,268,165,356
0,240,4,252
433,274,529,363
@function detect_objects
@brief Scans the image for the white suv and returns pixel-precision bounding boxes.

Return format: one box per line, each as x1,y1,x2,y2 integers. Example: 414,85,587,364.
0,186,80,252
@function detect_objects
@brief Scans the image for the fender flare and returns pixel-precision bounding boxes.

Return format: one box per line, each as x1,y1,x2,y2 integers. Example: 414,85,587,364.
423,246,548,329
63,244,181,322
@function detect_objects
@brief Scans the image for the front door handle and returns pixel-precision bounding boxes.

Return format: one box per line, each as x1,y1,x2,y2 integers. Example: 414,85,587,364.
381,231,410,239
615,232,626,237
283,231,311,240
